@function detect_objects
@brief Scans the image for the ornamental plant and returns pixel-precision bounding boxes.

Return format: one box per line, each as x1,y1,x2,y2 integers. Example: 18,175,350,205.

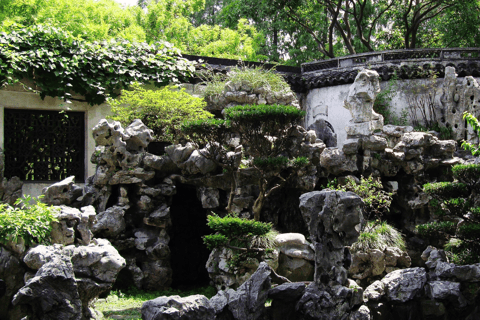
416,163,480,264
203,213,277,270
108,84,213,143
0,195,59,247
182,103,308,220
0,24,195,105
462,111,480,156
334,175,393,221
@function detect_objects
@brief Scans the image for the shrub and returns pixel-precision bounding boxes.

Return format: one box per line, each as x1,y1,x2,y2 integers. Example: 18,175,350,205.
461,112,480,156
423,181,468,198
350,221,406,252
202,66,292,99
416,221,456,237
336,175,392,221
452,164,480,188
0,195,59,247
108,83,213,143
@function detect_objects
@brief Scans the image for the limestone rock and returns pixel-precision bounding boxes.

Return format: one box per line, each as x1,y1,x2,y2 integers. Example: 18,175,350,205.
275,233,314,261
123,119,154,152
142,295,215,320
381,268,427,303
92,205,126,238
0,247,26,320
308,119,337,147
320,148,357,175
197,186,220,208
299,190,363,285
12,255,82,320
42,176,83,206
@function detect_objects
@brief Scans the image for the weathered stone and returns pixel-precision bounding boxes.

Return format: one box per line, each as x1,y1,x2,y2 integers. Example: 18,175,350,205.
2,176,23,205
299,190,363,285
382,268,427,302
144,204,170,228
165,143,196,165
197,186,220,208
123,119,154,152
227,262,272,320
425,280,466,307
275,233,314,261
141,260,172,291
179,149,217,175
362,135,387,151
348,305,371,320
320,148,358,175
12,255,82,320
142,295,215,320
0,247,26,320
42,176,83,206
343,138,360,154
363,280,385,302
277,255,314,282
144,153,177,172
91,205,126,237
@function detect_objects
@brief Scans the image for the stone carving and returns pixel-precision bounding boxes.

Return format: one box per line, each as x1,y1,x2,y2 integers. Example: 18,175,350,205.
344,69,384,137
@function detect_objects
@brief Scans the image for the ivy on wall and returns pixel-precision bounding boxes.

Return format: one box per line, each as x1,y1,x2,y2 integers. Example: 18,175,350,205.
0,24,196,105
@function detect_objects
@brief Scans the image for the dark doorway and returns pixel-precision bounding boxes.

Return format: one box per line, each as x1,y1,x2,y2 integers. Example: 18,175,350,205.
169,184,211,288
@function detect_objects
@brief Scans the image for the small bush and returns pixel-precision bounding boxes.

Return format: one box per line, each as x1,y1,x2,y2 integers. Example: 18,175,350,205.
351,221,405,252
202,66,292,99
336,175,392,220
423,182,468,198
0,195,59,247
452,164,480,187
444,238,479,265
253,156,289,170
416,221,456,237
225,104,304,124
108,83,213,143
206,214,272,238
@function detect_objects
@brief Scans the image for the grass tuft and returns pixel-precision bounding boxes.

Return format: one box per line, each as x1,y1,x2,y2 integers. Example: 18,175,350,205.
351,221,406,252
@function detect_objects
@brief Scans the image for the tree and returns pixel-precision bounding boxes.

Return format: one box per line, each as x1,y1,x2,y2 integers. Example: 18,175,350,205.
108,84,213,143
0,0,146,42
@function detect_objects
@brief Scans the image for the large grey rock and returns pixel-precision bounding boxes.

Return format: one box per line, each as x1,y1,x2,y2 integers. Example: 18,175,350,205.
12,255,82,320
42,176,83,206
299,190,363,285
268,282,306,320
123,119,154,152
91,205,126,237
2,176,23,205
142,295,215,320
51,205,96,245
425,280,466,307
220,262,272,320
0,247,26,320
320,148,358,175
366,268,427,303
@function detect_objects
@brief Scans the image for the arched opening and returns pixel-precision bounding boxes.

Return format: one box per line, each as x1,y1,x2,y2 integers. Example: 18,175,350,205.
169,184,211,289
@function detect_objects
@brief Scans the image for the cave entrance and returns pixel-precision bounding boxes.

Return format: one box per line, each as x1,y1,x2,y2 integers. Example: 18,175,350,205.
169,184,211,289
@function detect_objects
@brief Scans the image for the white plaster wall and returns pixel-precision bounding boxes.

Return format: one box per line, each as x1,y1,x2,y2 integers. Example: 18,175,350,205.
0,84,109,196
304,77,480,147
304,84,352,147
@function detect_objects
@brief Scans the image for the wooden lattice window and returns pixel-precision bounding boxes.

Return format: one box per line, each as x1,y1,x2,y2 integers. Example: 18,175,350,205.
4,109,85,182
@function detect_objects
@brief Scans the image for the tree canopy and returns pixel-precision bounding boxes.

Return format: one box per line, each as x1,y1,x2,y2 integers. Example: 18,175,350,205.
1,0,479,65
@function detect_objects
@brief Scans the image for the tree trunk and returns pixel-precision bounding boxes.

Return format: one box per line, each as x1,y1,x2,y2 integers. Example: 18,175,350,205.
253,191,265,221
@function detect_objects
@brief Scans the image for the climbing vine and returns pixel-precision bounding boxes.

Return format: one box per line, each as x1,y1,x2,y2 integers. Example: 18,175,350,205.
0,24,196,105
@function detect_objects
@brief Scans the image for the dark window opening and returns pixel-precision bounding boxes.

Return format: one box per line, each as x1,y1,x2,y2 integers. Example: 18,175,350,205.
4,109,85,182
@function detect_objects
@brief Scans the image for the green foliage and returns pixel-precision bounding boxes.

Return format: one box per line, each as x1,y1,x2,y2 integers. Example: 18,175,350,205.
0,24,195,105
206,214,272,238
458,223,480,239
351,221,406,252
108,84,212,142
225,104,305,124
444,238,479,265
0,195,59,247
203,234,229,250
253,156,289,170
416,221,456,237
452,164,480,188
203,66,292,99
423,182,468,198
373,73,405,125
336,175,393,220
462,112,480,156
